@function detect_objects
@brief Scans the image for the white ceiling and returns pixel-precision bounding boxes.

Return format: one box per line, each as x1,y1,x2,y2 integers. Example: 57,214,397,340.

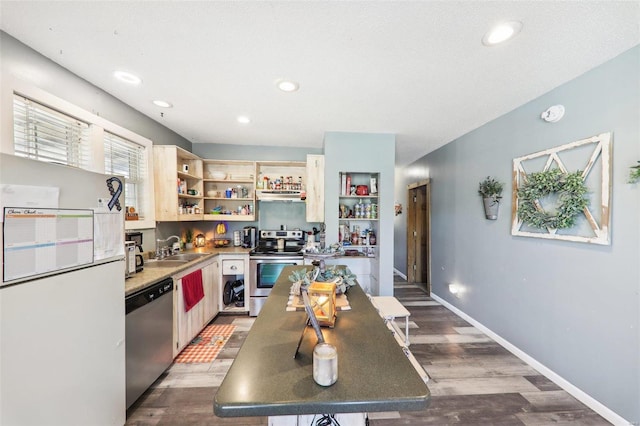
1,1,638,165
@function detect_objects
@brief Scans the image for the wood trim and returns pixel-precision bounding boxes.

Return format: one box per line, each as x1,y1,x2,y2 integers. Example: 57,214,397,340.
406,178,431,294
407,179,430,190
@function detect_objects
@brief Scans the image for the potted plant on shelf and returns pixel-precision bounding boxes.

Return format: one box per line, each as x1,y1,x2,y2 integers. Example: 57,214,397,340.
478,176,504,220
184,229,194,250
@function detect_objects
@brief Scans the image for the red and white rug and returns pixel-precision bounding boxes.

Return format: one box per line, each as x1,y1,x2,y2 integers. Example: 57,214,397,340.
174,324,236,364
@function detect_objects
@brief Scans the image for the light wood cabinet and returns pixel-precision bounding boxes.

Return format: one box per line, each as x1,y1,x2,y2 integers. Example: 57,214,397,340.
202,160,257,221
306,154,325,222
172,258,219,358
255,160,306,201
202,260,220,324
218,254,249,313
152,149,323,223
153,145,204,222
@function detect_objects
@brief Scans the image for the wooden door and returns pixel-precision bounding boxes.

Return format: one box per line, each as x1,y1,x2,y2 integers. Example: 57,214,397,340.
406,179,431,294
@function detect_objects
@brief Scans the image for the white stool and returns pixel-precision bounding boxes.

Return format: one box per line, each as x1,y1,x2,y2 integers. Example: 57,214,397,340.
370,296,411,346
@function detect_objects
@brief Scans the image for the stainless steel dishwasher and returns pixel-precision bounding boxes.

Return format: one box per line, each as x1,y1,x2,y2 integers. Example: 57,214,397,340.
125,277,174,409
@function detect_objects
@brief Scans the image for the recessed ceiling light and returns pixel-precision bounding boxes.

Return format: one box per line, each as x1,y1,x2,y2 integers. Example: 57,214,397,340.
153,100,173,108
237,116,251,124
482,21,523,46
276,79,299,92
113,70,142,85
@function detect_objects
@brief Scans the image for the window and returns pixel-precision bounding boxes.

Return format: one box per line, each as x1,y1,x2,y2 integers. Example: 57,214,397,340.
13,94,91,168
11,88,155,229
104,131,149,220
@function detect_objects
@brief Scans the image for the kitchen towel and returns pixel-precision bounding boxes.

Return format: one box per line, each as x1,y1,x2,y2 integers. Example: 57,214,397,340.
182,269,204,312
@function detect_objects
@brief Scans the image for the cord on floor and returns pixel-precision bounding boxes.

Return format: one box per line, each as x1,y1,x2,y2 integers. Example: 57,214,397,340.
311,414,341,426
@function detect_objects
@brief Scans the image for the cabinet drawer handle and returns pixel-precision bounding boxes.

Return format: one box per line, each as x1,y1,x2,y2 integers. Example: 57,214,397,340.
230,265,237,270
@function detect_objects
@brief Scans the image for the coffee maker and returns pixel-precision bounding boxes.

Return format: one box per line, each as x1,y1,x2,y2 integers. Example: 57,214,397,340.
125,231,144,272
242,226,257,249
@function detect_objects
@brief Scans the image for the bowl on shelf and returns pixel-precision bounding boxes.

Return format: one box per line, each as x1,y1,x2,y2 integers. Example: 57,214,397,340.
208,171,227,180
213,239,230,247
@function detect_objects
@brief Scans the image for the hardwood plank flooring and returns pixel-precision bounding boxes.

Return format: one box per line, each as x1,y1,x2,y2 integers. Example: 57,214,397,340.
125,276,610,425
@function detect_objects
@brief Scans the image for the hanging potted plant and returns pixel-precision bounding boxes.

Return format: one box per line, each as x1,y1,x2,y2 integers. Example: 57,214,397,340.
478,176,504,220
629,161,640,184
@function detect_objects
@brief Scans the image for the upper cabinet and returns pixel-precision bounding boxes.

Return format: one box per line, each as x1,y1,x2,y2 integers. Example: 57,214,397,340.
306,155,325,222
202,160,256,221
152,147,325,224
255,161,306,201
153,145,203,222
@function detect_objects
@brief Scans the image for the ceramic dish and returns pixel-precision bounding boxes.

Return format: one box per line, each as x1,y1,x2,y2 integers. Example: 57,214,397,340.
208,171,227,180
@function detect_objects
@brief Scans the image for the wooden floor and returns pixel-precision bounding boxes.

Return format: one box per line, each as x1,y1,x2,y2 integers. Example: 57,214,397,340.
126,276,610,425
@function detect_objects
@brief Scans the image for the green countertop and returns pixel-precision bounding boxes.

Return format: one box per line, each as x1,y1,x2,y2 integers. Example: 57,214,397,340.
214,265,430,417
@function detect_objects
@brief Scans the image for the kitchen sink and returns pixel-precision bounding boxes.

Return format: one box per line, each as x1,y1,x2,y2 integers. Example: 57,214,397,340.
144,259,190,268
168,253,211,261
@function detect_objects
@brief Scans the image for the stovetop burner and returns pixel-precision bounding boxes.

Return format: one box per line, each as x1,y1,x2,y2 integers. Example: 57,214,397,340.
250,229,306,257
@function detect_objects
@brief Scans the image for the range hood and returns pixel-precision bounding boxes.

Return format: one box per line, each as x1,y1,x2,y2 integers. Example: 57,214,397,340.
256,190,305,202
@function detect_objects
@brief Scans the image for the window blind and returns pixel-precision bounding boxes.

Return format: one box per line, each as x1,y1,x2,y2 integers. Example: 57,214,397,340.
13,94,91,168
104,131,148,219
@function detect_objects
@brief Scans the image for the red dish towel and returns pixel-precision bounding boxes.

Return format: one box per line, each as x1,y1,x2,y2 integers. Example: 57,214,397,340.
182,269,204,312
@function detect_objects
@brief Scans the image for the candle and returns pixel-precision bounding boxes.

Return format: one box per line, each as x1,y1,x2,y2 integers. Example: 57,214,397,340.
313,343,338,386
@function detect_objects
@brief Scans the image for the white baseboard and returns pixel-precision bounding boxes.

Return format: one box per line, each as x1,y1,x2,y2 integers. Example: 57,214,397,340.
393,268,407,280
430,292,632,426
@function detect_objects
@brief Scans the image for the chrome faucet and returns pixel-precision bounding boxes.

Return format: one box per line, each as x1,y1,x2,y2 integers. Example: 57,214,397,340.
156,235,181,258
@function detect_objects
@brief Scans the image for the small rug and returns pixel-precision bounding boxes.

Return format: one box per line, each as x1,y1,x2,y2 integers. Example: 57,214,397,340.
175,324,236,364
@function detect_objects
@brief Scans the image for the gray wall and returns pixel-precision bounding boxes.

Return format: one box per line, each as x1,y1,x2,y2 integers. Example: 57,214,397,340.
1,31,193,250
0,31,191,150
397,46,640,422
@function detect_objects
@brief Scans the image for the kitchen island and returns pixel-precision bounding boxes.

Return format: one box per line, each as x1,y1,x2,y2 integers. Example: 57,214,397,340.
214,265,430,423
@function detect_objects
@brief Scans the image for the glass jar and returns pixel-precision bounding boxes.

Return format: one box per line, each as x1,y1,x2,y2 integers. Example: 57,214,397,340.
313,343,338,386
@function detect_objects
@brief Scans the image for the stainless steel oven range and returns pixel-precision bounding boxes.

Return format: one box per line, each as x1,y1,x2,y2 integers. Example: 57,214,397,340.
249,229,305,316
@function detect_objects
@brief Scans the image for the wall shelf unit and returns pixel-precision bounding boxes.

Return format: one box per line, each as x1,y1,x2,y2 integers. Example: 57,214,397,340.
154,145,204,221
202,160,257,221
338,172,379,257
255,161,306,201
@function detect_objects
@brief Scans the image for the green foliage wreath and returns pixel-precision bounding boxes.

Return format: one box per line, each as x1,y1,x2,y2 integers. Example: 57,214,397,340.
517,169,589,229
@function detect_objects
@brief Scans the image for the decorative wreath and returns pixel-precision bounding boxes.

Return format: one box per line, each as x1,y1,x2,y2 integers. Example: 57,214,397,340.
517,169,589,229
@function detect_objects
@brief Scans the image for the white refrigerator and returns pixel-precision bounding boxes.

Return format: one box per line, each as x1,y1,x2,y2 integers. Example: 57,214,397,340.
0,154,126,425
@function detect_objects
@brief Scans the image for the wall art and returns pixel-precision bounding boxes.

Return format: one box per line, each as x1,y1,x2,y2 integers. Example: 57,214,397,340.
511,132,612,245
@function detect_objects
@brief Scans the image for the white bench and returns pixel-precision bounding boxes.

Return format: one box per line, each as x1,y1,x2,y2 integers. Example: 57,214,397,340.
370,295,429,384
369,296,411,347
